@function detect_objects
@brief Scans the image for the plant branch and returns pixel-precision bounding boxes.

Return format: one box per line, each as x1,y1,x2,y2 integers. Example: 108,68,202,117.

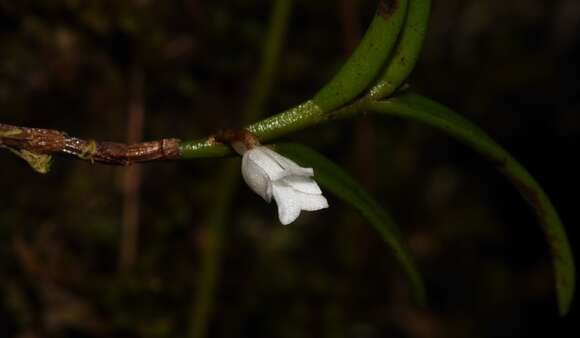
0,122,180,171
2,0,417,166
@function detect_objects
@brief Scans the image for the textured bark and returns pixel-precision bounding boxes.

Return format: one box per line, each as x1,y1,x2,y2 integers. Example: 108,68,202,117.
0,123,180,166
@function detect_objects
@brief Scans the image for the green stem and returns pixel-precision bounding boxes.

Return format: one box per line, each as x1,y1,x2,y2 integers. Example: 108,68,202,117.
178,97,363,159
179,100,325,159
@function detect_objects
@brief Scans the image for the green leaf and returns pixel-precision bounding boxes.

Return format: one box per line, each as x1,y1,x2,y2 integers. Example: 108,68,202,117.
312,0,409,112
369,0,432,99
276,142,426,305
368,92,575,315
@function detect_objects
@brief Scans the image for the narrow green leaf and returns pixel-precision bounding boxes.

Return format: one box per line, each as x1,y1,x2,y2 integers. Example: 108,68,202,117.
369,0,431,99
312,0,409,112
276,142,426,305
368,92,575,315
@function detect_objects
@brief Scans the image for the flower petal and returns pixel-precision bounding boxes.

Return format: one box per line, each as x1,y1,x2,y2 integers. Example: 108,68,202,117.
283,175,322,194
296,192,329,211
246,147,285,180
240,145,329,224
261,147,313,177
272,183,301,225
242,152,272,201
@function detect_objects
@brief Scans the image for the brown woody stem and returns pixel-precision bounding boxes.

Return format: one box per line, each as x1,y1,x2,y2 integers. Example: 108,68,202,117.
0,122,181,167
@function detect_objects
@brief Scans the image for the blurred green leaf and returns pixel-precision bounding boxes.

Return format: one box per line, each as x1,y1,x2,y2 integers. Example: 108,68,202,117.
276,142,426,305
368,92,575,315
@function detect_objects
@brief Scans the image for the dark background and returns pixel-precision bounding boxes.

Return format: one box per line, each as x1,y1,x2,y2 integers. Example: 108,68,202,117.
1,0,579,337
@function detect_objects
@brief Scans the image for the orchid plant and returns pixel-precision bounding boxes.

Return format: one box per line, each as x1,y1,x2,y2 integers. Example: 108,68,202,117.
0,0,575,337
184,0,575,322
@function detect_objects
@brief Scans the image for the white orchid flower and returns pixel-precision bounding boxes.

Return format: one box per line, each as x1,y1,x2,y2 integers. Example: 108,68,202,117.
239,145,328,225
